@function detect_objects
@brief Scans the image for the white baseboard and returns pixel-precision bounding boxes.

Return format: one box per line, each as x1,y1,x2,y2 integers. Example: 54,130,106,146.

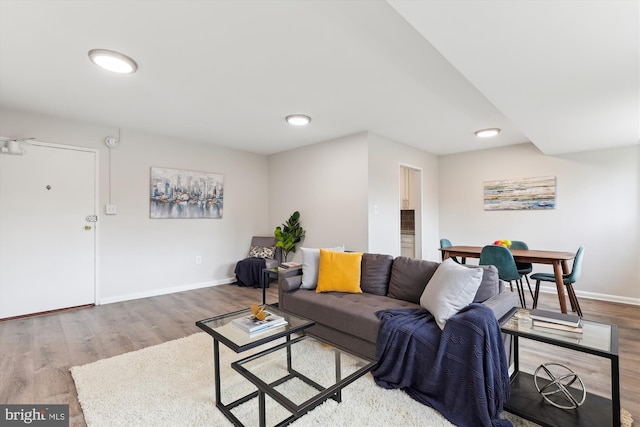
98,280,639,307
537,284,640,306
98,277,236,305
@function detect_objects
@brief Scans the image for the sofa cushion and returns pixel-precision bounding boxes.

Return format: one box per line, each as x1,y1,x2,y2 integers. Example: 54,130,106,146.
420,258,483,329
300,246,345,289
281,289,420,343
463,264,500,303
360,253,394,296
387,257,439,304
317,250,363,293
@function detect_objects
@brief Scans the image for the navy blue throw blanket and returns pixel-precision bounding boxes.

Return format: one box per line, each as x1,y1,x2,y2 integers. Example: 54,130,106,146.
234,257,266,287
372,304,512,427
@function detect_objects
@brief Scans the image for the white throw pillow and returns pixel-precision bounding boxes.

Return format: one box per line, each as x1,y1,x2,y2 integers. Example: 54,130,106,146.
420,258,483,330
300,246,345,289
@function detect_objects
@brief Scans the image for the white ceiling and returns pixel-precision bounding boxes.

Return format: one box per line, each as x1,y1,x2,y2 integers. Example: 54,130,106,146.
0,0,637,156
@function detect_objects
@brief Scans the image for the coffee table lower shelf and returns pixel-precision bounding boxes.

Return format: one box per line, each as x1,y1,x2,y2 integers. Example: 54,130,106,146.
505,372,615,427
232,335,376,427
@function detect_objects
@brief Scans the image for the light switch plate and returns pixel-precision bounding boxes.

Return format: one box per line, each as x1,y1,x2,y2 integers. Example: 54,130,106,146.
105,204,117,215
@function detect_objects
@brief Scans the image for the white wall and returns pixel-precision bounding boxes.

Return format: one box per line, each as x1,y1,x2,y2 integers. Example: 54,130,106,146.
268,131,440,261
268,133,369,257
439,142,640,304
3,108,637,304
367,133,440,260
0,108,271,303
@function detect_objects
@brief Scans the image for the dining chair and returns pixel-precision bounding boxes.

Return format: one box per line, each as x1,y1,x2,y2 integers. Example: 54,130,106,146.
479,245,527,308
439,238,466,264
531,246,585,317
510,240,534,300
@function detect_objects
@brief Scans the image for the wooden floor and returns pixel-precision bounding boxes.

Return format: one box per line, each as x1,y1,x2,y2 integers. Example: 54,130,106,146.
0,284,638,426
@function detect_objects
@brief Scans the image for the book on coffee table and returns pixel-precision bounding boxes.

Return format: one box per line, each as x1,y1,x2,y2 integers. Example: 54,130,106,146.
530,308,581,327
231,311,288,333
532,319,583,334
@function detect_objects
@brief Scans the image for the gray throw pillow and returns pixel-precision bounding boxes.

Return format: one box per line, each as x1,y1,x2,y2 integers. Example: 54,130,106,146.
387,257,439,304
360,253,394,296
462,264,500,303
420,258,483,329
300,246,345,289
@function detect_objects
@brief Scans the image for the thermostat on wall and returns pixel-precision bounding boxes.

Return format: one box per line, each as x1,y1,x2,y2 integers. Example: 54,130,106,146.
104,136,119,148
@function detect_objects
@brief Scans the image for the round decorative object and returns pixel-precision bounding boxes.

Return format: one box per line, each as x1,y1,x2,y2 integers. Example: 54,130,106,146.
104,136,119,148
534,363,586,409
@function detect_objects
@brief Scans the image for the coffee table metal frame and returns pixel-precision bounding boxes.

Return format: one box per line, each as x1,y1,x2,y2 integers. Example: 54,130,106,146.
500,307,620,427
196,306,315,427
232,334,376,427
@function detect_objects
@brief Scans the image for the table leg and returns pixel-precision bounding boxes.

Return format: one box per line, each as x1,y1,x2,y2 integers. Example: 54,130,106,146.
334,349,342,403
513,335,519,377
612,356,621,427
261,270,268,305
552,260,568,313
258,390,266,427
214,339,221,405
286,334,292,371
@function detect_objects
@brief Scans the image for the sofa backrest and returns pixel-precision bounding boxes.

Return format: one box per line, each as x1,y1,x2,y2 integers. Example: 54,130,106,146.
360,253,394,295
388,257,440,304
361,255,501,305
464,264,500,303
284,251,502,305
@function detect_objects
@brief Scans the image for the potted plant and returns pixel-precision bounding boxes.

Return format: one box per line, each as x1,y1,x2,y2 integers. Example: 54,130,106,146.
274,211,305,262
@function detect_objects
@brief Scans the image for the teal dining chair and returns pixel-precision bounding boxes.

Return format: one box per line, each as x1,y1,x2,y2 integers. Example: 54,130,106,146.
531,246,585,317
479,245,527,308
439,238,465,264
510,240,534,300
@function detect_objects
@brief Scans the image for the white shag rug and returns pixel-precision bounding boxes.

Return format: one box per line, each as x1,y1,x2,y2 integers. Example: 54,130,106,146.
71,333,632,427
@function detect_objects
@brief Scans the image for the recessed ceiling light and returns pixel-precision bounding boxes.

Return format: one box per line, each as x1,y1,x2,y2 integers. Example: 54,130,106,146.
285,114,311,126
475,128,501,138
88,49,138,74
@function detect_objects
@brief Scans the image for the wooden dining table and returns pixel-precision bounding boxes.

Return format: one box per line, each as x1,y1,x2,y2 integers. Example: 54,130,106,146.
439,246,576,314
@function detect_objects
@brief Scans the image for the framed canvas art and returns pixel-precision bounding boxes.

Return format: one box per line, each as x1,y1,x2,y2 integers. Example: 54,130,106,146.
150,167,224,218
484,176,556,210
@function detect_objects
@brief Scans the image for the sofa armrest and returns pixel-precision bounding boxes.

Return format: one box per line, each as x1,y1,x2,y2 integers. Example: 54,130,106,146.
481,290,519,322
278,265,303,292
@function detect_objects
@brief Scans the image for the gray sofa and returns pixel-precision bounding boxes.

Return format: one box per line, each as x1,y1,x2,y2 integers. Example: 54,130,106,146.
278,254,518,359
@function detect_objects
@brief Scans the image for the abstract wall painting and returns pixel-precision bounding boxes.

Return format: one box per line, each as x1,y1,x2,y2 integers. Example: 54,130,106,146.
483,176,556,211
150,167,224,219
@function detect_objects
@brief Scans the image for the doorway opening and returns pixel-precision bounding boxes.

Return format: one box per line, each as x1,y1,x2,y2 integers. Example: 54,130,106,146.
399,165,422,259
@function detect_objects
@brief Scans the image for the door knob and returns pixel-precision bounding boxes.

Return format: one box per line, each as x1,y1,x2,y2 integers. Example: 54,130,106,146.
85,225,92,230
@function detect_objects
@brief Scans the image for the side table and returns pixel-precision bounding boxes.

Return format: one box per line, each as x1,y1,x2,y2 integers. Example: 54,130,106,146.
500,308,620,427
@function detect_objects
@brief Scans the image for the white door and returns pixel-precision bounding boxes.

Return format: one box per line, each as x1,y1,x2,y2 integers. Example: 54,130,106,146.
0,142,97,318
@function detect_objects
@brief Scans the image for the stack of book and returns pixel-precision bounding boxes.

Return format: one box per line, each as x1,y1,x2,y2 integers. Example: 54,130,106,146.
231,310,288,334
530,308,583,334
279,261,301,269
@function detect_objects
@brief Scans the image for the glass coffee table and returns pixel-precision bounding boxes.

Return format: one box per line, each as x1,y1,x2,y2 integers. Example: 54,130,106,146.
196,305,316,426
232,335,376,427
500,308,620,427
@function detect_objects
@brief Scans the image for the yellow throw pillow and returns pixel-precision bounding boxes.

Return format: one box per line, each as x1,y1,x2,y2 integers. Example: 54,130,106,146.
316,249,364,293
